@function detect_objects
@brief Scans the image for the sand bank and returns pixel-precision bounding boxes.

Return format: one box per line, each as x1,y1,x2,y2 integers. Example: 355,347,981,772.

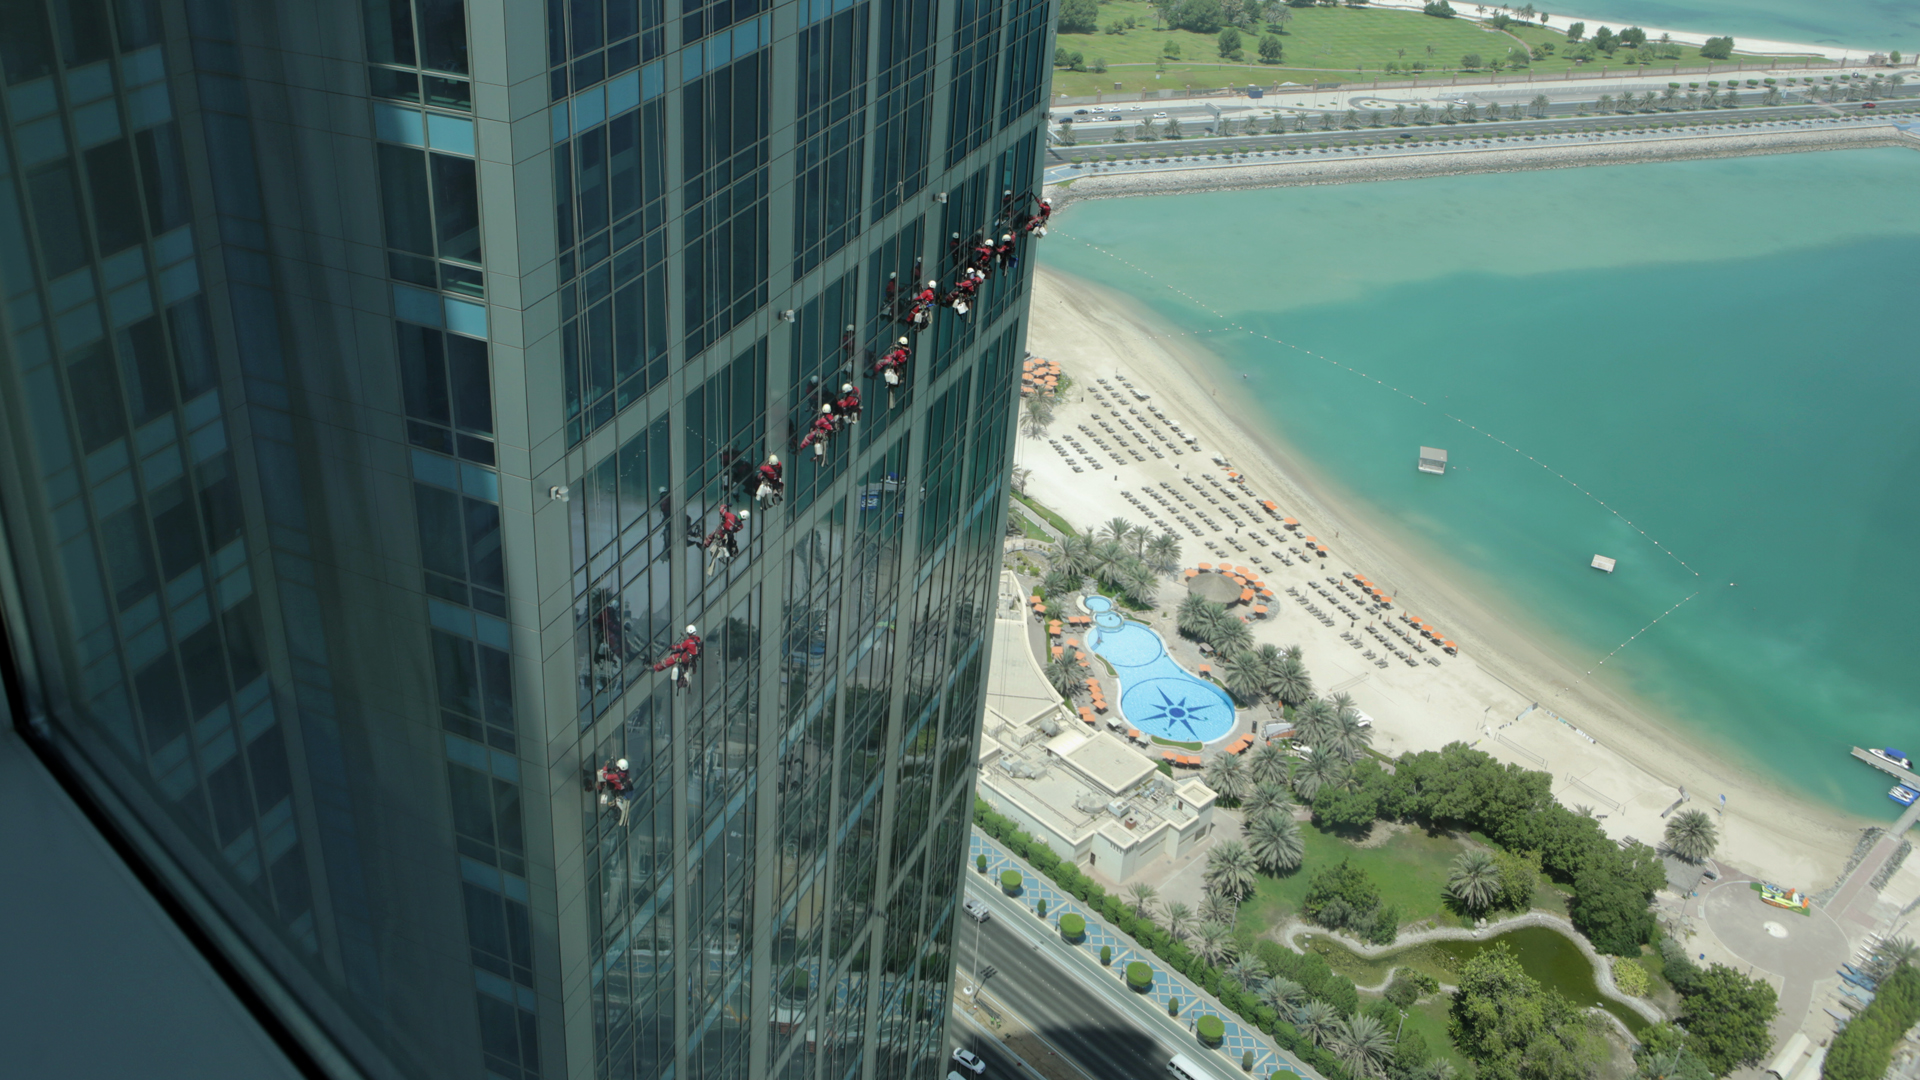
1019,264,1872,893
1049,123,1915,207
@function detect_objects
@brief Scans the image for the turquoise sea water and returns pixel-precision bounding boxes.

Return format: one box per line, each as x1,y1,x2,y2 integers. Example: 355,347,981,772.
1555,0,1916,52
1044,148,1920,821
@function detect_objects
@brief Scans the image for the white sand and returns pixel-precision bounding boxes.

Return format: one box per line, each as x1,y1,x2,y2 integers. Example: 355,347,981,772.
1360,0,1890,61
1019,264,1870,890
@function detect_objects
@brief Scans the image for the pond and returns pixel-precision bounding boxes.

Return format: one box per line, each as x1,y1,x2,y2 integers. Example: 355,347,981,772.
1300,925,1649,1034
1082,595,1237,743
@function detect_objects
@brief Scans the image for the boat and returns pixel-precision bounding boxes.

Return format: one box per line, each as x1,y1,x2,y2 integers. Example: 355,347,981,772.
1868,747,1913,771
1759,883,1811,911
1840,970,1877,991
1891,785,1918,807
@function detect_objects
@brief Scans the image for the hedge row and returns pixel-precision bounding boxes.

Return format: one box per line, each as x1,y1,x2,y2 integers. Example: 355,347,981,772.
1825,965,1920,1080
975,799,1356,1080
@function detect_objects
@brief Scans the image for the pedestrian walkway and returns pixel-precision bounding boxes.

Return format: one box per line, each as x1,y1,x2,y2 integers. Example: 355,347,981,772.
970,828,1324,1080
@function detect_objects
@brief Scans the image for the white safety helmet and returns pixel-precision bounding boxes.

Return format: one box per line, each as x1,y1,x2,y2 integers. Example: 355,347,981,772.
767,454,779,464
897,337,909,346
1041,198,1052,207
1002,233,1012,242
615,758,629,770
821,403,834,413
738,509,750,519
685,624,697,635
926,279,937,288
841,383,853,393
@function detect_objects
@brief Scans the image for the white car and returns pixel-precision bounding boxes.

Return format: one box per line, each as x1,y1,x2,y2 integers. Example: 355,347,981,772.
952,1048,986,1075
1153,111,1168,118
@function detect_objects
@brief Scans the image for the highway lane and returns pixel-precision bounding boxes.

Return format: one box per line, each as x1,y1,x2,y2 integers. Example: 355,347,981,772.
956,909,1181,1080
948,1010,1031,1080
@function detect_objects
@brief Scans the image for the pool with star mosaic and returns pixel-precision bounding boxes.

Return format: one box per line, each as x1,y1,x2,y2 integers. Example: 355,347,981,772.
1082,596,1237,743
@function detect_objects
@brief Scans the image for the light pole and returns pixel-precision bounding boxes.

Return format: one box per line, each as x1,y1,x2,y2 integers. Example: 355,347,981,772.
965,901,985,997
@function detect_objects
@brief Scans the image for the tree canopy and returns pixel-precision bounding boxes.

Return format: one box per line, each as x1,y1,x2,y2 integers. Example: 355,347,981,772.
1675,965,1777,1075
1449,945,1607,1080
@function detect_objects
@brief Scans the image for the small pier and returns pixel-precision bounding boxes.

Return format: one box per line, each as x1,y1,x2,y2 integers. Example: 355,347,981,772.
1852,746,1920,790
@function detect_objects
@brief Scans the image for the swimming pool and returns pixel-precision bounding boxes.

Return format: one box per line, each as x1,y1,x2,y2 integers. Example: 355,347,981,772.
1083,596,1238,744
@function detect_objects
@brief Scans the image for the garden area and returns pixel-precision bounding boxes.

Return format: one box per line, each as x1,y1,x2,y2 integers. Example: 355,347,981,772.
1049,0,1821,97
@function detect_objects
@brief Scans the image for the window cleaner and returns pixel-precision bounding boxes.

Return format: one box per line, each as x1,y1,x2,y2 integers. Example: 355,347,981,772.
653,626,702,690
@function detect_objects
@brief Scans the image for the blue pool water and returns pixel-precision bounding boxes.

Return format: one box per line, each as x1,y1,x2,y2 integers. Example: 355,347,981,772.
1083,597,1238,744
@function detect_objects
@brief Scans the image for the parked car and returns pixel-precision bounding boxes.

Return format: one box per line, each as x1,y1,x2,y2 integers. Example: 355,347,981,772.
963,898,991,922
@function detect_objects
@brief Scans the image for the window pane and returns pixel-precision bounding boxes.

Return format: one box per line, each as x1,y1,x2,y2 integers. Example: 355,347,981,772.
416,0,469,73
430,152,481,263
28,165,93,277
396,323,451,425
86,140,147,255
135,124,195,235
363,0,417,65
463,498,503,592
377,144,435,258
66,346,126,452
445,334,492,434
414,483,467,579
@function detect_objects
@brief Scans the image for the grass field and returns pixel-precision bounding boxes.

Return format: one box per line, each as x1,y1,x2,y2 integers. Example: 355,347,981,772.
1049,3,1820,97
1238,821,1472,939
1401,997,1471,1073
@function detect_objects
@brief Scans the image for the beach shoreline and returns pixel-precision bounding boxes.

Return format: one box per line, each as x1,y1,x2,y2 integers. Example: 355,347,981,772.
1049,123,1916,208
1019,262,1874,893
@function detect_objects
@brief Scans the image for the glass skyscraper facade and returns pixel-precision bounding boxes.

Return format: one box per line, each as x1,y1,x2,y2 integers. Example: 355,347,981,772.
0,1,1051,1078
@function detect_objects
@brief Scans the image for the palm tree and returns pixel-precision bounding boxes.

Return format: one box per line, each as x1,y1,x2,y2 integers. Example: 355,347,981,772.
1126,881,1159,919
1247,809,1305,874
1194,920,1237,966
1248,738,1291,788
1118,558,1159,608
1010,465,1031,494
1391,104,1408,125
1042,568,1081,598
1420,1061,1457,1080
1227,954,1269,992
1058,533,1097,578
1203,753,1250,803
1162,901,1195,942
1664,809,1717,862
1205,839,1259,901
1099,517,1136,549
1177,594,1218,640
1638,1050,1691,1080
1259,976,1306,1015
1043,653,1081,699
1292,698,1336,748
1335,1013,1395,1079
1292,752,1348,802
1020,395,1054,437
1223,649,1269,704
1448,850,1502,913
1145,532,1182,575
1269,653,1312,706
1199,889,1238,927
1088,539,1129,586
1530,93,1550,117
1294,1000,1341,1048
1206,613,1252,655
1326,710,1373,762
1244,781,1292,818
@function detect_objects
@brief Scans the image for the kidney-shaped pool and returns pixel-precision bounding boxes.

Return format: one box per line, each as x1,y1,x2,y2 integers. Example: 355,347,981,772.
1082,596,1237,744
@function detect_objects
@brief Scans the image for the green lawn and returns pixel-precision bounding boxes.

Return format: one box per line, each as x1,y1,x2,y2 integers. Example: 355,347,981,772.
1238,821,1471,939
1401,996,1470,1074
1050,3,1821,97
1009,505,1054,543
1012,491,1077,536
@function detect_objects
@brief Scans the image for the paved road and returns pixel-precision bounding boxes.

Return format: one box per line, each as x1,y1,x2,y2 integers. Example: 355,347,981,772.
956,907,1180,1080
948,1010,1035,1080
1048,98,1916,160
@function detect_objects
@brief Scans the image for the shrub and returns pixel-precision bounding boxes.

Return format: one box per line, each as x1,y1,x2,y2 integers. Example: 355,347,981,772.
1037,898,1048,919
1197,1015,1226,1046
1170,996,1182,1015
1612,956,1652,997
1127,961,1154,991
1101,943,1112,965
977,854,988,873
1061,913,1086,941
1243,1050,1256,1072
1001,869,1023,894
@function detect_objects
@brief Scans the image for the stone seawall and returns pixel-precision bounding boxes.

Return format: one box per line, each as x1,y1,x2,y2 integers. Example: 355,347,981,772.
1047,125,1917,206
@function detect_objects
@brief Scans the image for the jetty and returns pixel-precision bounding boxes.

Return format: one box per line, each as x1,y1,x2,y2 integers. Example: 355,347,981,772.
1851,746,1920,791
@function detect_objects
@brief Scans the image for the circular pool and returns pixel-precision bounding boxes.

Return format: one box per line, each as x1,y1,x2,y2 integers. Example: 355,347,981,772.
1083,597,1237,744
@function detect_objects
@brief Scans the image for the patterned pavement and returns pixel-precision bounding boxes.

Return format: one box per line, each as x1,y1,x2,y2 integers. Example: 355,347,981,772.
970,829,1323,1080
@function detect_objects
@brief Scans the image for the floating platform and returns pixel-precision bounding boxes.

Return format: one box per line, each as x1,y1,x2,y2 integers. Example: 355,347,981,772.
1591,555,1617,573
1417,447,1447,475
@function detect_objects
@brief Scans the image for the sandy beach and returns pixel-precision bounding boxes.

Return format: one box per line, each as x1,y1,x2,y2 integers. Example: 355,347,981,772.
1017,262,1876,893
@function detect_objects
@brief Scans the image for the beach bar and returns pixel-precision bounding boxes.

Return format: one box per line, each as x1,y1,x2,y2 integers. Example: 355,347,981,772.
1418,447,1448,475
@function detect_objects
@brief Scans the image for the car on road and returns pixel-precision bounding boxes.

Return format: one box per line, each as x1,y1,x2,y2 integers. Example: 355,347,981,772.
1153,111,1168,118
963,898,991,922
1073,108,1089,115
952,1049,986,1075
1108,114,1123,120
1862,101,1876,108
